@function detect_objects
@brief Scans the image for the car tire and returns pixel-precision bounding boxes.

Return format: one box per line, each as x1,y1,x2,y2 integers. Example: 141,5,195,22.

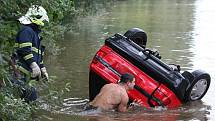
184,70,211,102
124,28,147,48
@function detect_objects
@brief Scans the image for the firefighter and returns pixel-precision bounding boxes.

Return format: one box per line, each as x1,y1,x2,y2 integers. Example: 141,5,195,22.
14,5,49,102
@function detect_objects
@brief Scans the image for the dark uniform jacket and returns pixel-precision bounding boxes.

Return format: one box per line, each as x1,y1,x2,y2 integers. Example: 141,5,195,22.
15,24,45,75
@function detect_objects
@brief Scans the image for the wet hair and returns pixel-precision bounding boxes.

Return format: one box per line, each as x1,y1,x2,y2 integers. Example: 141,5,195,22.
119,73,134,83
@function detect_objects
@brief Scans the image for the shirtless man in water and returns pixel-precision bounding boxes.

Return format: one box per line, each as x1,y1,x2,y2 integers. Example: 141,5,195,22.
87,73,135,112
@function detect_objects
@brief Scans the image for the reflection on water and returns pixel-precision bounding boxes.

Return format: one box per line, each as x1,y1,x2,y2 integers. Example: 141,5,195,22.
38,98,211,121
192,0,215,120
41,0,215,120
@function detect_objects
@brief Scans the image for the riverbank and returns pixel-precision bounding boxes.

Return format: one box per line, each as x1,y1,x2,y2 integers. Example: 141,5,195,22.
0,0,114,120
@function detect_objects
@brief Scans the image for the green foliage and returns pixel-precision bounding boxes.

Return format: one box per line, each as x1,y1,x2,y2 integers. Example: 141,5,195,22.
0,0,77,55
0,57,36,120
0,0,76,120
0,92,37,121
0,0,115,120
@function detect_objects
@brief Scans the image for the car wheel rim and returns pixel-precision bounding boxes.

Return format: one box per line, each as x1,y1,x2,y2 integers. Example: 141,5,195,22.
190,79,208,100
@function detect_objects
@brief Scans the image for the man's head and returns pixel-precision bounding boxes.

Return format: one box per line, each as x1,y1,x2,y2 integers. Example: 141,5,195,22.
119,73,135,90
18,5,49,26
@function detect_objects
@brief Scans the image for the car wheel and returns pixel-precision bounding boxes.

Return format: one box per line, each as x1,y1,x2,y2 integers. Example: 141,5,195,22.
184,70,210,102
124,28,147,48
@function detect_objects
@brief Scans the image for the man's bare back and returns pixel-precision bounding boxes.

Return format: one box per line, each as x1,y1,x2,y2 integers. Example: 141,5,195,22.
89,73,136,112
90,83,129,112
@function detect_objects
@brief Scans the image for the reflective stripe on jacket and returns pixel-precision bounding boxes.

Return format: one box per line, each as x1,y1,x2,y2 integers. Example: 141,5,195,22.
15,24,45,73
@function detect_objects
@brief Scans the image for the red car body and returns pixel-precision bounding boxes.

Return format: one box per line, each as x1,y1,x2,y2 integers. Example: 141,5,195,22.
89,33,210,108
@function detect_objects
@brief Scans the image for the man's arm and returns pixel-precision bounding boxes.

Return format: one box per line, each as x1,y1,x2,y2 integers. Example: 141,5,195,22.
117,94,129,112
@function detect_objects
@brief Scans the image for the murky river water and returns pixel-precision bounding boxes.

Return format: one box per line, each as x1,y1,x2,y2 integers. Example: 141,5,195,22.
38,0,215,120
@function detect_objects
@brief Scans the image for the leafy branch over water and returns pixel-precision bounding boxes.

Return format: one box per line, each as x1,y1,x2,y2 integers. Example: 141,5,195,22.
0,0,76,120
0,0,115,120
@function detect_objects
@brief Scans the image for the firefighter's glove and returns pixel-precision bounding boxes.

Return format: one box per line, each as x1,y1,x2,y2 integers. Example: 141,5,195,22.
41,67,49,80
30,62,41,78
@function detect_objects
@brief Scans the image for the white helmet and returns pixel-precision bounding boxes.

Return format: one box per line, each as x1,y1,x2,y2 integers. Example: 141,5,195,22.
18,5,49,26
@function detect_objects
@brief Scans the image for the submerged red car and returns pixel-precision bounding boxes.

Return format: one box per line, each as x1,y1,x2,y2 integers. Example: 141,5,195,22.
89,28,211,108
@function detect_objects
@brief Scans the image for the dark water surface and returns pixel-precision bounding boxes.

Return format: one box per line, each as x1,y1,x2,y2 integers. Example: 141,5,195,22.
40,0,215,120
